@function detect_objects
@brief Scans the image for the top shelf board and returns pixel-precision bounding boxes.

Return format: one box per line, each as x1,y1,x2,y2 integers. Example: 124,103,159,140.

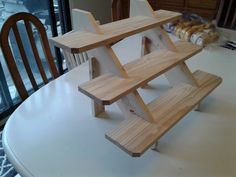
50,10,181,53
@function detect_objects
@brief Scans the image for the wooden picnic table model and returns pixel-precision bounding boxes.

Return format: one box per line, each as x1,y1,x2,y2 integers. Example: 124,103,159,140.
51,0,222,157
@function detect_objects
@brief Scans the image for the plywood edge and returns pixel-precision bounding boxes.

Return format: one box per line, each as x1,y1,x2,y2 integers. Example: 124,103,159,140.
124,41,202,79
154,9,182,20
50,31,105,53
78,74,142,105
78,42,202,106
51,11,182,53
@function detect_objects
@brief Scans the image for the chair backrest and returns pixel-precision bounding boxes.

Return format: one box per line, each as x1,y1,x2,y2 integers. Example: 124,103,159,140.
0,12,59,101
63,50,89,70
111,0,130,21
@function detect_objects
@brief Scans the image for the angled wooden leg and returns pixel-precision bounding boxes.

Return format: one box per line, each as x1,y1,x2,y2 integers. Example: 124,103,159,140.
141,36,151,88
89,57,105,116
149,27,199,87
130,0,199,87
72,8,155,122
117,90,155,122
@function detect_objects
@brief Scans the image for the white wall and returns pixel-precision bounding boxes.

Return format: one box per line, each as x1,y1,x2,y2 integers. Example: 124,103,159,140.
69,0,112,25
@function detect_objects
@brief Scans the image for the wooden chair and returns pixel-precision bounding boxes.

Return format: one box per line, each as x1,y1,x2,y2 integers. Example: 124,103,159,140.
0,12,59,101
63,47,89,70
111,0,130,21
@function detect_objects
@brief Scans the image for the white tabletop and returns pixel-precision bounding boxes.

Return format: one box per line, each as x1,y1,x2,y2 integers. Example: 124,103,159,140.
3,36,236,177
4,36,170,177
2,62,169,177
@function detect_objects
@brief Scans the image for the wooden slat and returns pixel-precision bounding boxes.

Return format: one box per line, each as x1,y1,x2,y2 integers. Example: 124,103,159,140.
124,41,202,81
106,70,222,157
12,23,39,91
105,114,159,157
101,10,180,34
130,0,199,88
24,20,48,84
50,10,181,53
148,70,222,129
78,42,201,105
38,22,59,79
153,9,181,19
78,74,141,105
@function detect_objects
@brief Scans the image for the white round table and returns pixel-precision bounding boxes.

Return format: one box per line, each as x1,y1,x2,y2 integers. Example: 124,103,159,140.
3,36,236,177
2,60,171,177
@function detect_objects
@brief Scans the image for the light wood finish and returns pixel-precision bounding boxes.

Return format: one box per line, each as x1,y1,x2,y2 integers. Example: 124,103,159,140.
157,27,198,87
75,10,108,117
124,41,201,80
89,57,105,116
105,114,159,157
130,0,199,87
160,28,199,86
111,0,156,22
71,8,155,122
51,10,181,53
79,41,201,105
62,34,89,70
51,1,222,157
71,9,105,116
141,36,151,88
106,70,222,157
79,74,140,105
0,12,58,100
148,70,222,123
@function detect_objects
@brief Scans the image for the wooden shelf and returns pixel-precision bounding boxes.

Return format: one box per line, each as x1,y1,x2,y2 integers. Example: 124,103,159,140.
51,1,222,158
78,41,201,105
148,70,222,124
124,41,201,79
105,70,222,157
50,10,181,53
78,74,140,105
105,114,159,157
102,10,180,34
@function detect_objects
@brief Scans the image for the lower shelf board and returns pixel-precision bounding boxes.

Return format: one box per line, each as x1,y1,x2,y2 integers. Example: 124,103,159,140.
105,70,222,157
105,114,159,157
148,70,222,124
